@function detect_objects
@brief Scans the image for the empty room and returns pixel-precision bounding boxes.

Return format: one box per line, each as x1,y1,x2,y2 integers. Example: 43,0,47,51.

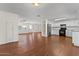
0,3,79,56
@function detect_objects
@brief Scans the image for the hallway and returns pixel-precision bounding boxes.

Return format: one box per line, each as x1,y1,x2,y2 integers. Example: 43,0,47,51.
0,32,78,56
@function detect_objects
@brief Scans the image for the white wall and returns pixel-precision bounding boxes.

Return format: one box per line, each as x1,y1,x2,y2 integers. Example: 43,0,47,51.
0,11,19,45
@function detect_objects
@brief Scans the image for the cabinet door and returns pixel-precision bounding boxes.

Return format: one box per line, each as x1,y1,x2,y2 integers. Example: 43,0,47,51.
6,20,13,42
0,18,6,43
6,18,18,42
72,32,79,46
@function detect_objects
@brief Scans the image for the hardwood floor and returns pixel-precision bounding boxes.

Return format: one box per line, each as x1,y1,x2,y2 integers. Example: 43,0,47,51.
0,32,79,56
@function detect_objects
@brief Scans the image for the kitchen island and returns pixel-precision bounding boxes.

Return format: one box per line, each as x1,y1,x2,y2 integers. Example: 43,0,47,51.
72,30,79,46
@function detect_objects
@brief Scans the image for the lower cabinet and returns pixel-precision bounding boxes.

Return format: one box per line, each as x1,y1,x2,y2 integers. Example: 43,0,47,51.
72,31,79,46
51,29,72,37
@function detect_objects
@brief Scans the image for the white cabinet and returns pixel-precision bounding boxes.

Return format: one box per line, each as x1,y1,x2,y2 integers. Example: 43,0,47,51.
66,30,72,37
0,17,6,43
0,11,18,45
51,28,59,35
72,31,79,46
51,28,72,37
6,17,18,43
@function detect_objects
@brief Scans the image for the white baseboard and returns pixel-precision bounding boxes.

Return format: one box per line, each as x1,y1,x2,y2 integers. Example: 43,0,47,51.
0,40,18,45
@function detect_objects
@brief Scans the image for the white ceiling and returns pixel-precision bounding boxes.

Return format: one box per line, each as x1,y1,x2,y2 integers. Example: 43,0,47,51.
0,3,79,21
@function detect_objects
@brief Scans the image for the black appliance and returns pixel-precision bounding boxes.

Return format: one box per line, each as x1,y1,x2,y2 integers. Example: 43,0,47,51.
59,24,66,36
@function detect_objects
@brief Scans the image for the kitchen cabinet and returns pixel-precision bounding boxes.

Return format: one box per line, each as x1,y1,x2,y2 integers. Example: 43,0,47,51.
72,31,79,46
0,11,18,45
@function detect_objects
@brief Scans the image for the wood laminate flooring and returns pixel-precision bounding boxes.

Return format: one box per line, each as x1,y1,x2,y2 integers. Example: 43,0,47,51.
0,32,79,56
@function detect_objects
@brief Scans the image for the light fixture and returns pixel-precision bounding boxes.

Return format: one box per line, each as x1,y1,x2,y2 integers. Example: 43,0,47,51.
55,18,67,21
22,25,27,28
33,3,39,7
